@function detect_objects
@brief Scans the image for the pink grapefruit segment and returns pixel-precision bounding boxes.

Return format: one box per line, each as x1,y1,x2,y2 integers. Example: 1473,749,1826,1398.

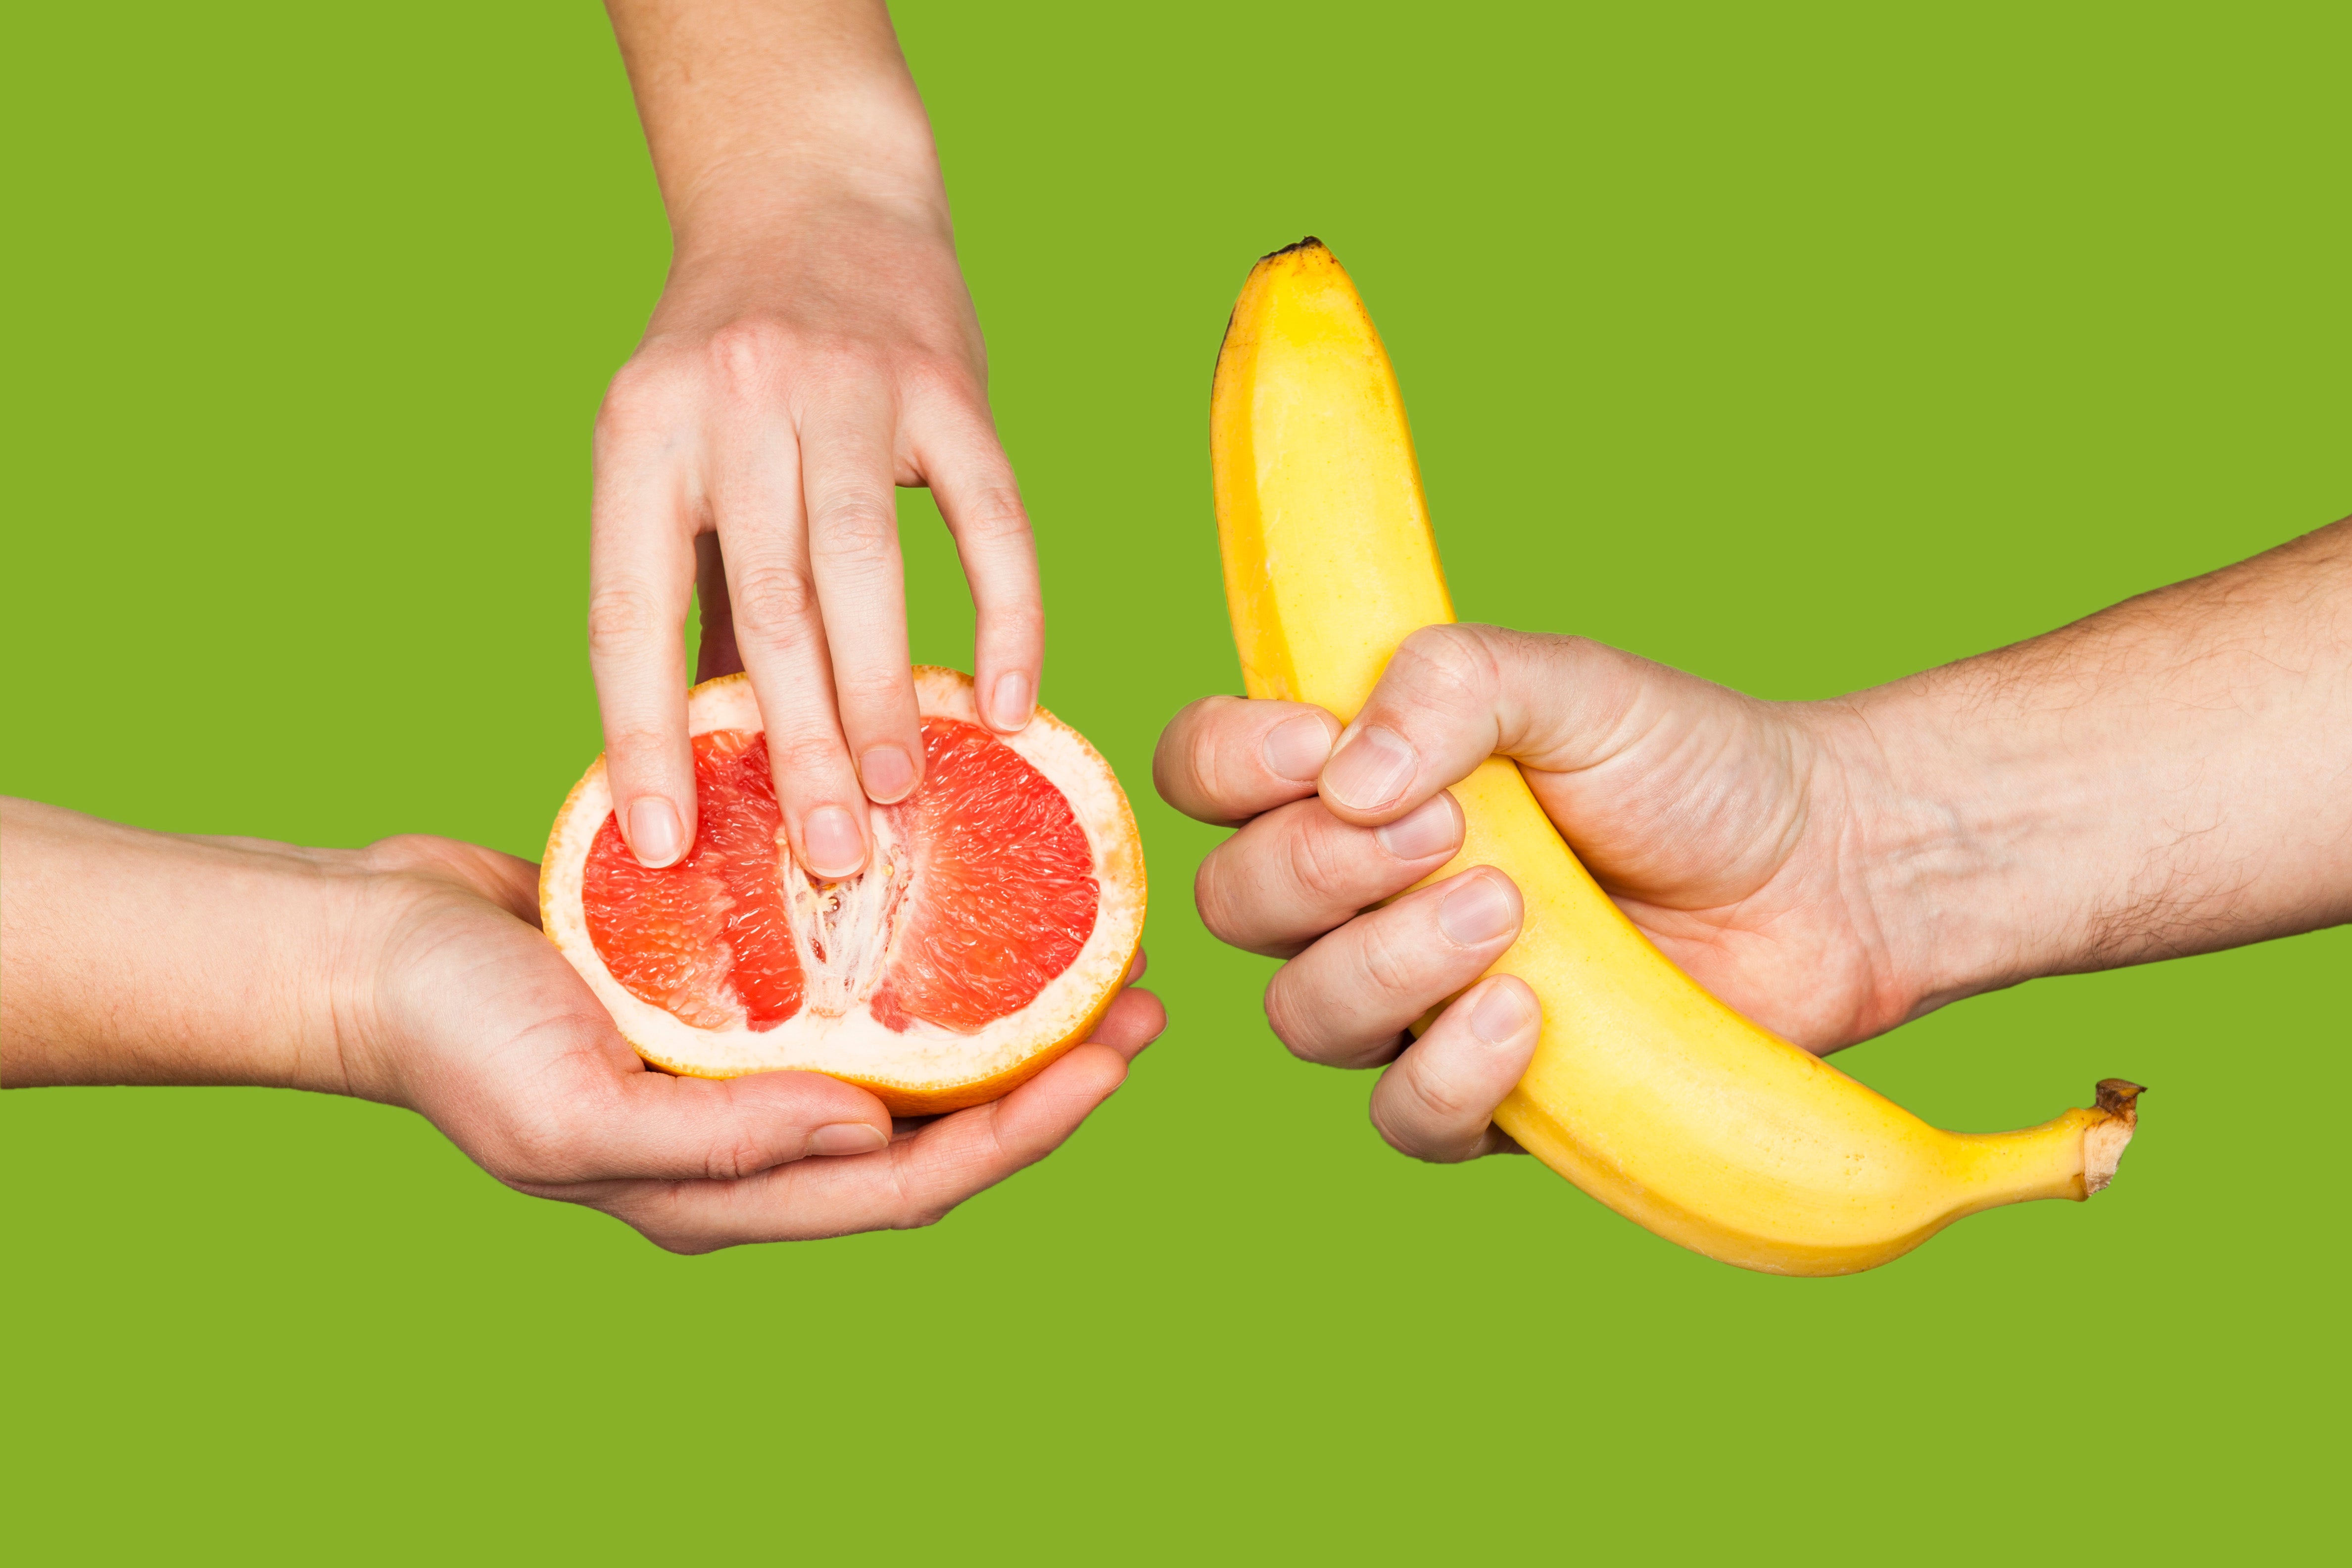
541,668,1146,1115
581,729,806,1031
868,717,1100,1034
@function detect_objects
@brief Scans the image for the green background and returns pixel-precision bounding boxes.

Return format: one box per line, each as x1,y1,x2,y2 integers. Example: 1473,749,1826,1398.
5,1,2344,1560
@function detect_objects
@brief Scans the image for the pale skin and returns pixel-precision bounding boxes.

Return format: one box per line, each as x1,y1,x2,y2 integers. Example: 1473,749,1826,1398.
1157,520,2352,1162
0,806,1164,1251
0,0,1140,1251
593,0,1041,882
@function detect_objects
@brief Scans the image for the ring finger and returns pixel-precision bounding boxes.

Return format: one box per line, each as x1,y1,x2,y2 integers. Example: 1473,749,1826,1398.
801,380,925,808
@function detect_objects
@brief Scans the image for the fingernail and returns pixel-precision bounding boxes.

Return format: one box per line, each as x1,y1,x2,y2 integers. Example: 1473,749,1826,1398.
1468,979,1535,1045
626,797,685,868
1374,792,1460,861
1322,725,1417,811
1261,712,1335,781
990,671,1034,731
807,1122,888,1157
860,745,915,803
803,805,866,878
1438,872,1519,946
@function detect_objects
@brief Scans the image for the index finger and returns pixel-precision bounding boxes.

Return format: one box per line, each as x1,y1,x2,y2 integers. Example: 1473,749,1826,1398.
1152,696,1341,826
587,397,700,869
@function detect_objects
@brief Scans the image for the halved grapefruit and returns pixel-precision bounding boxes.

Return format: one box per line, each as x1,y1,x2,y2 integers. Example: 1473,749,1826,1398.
540,668,1147,1114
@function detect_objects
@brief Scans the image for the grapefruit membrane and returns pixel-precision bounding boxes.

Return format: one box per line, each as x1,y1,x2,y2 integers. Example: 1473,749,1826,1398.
541,668,1146,1114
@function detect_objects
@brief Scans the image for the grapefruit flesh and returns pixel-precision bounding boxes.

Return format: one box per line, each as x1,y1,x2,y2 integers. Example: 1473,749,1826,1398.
582,728,804,1030
866,717,1101,1033
541,668,1146,1115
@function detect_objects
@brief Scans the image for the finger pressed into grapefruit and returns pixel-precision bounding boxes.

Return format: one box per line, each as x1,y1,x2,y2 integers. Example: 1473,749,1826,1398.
540,668,1147,1115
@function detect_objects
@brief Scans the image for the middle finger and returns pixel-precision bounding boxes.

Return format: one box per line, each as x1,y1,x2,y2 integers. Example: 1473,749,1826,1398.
1263,867,1524,1069
799,380,926,808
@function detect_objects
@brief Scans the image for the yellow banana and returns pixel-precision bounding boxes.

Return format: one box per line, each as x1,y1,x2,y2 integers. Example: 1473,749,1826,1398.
1210,238,2143,1275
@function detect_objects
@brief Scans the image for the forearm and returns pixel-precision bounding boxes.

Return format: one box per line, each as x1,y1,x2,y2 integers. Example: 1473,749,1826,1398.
603,0,945,251
1847,519,2352,1012
0,799,363,1091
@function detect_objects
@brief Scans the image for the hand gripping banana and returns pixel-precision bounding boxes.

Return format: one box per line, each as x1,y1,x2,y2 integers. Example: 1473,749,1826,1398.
1210,238,2144,1275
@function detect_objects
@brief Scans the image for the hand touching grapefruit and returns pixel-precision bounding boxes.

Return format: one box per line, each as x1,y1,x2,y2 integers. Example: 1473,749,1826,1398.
542,668,1148,1115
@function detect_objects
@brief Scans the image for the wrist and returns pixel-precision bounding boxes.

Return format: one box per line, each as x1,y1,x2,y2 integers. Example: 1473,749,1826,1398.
173,838,380,1098
328,836,546,1111
1822,678,2076,1024
667,161,950,262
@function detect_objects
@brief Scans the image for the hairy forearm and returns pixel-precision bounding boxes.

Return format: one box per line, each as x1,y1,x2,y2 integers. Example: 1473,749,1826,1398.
1847,518,2352,1011
0,800,365,1091
603,0,943,249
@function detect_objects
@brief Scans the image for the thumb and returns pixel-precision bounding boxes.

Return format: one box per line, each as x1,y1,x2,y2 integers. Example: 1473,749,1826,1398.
1316,622,1720,826
491,1062,895,1189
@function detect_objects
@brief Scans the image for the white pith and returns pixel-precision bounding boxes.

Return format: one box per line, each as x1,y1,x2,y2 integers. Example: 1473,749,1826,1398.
541,668,1146,1093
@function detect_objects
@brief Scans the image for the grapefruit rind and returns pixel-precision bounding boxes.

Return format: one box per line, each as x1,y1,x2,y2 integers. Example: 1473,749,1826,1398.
540,667,1146,1115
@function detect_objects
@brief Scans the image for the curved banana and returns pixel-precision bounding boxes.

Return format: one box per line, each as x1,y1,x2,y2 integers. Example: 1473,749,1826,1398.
1210,238,2143,1275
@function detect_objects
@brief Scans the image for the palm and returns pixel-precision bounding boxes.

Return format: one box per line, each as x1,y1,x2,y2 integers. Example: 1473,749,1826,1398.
1514,697,1892,1052
348,836,1160,1250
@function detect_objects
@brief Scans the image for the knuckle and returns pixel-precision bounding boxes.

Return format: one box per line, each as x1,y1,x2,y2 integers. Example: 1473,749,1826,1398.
900,352,982,407
884,1146,952,1230
832,663,913,715
705,318,796,392
1281,811,1354,902
594,362,679,447
1353,917,1423,999
1201,703,1271,806
801,338,878,390
767,726,847,785
706,1133,772,1185
1202,730,1253,807
601,723,676,770
979,601,1045,658
1261,970,1320,1062
1366,1093,1423,1159
727,560,818,638
1192,853,1241,945
1368,1079,1468,1165
586,585,668,657
1391,622,1502,713
1176,719,1232,804
1152,703,1218,807
950,485,1031,547
1367,1104,1408,1156
352,833,442,876
806,494,900,560
1401,1054,1478,1126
